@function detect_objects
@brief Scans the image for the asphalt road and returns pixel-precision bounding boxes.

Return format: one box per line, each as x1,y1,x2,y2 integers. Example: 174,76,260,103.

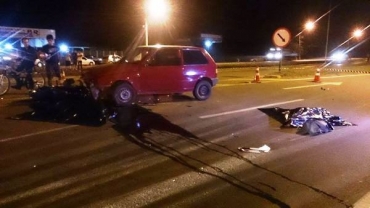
1,67,370,208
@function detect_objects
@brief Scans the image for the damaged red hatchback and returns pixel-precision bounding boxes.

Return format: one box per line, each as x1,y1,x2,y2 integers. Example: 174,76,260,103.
82,45,218,106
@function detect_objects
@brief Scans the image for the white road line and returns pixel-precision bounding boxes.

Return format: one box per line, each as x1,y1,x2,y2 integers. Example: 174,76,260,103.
199,99,304,119
0,125,79,143
283,82,342,90
0,97,30,101
354,191,370,208
223,74,370,82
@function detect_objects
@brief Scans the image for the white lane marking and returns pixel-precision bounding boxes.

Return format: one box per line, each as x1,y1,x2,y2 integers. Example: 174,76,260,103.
0,97,30,101
0,125,79,143
224,74,370,82
216,83,251,87
200,99,304,119
283,82,342,90
354,191,370,208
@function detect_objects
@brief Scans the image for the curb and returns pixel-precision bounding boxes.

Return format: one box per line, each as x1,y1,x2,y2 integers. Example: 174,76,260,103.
263,75,281,79
324,68,370,74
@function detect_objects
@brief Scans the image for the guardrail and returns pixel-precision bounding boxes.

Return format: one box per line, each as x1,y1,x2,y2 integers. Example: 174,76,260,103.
216,58,367,68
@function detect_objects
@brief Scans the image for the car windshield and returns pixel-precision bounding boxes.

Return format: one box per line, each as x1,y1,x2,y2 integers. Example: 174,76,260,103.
123,48,152,63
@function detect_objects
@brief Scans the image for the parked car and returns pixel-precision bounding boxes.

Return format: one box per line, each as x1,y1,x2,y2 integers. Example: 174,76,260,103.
102,54,122,64
82,45,218,106
86,56,103,65
81,56,95,65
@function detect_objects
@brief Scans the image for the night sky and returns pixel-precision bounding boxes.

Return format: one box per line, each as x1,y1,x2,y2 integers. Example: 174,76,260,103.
0,0,369,57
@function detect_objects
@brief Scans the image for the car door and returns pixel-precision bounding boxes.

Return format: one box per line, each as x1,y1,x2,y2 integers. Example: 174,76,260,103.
139,48,183,93
182,49,210,90
81,57,87,65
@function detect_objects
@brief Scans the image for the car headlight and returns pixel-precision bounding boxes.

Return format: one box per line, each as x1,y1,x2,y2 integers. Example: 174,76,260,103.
331,52,347,63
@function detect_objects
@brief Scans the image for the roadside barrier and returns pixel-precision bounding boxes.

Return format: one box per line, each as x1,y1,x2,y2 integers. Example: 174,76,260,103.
324,68,370,74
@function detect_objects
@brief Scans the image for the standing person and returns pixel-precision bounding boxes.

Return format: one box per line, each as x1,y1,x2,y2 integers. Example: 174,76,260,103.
11,37,37,90
71,50,78,70
42,34,61,86
77,50,83,71
65,53,71,69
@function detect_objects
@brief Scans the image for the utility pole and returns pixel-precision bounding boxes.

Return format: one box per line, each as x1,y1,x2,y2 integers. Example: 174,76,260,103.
325,0,332,62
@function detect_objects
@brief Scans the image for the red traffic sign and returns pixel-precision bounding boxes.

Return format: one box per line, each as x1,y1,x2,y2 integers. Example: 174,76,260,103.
272,28,291,48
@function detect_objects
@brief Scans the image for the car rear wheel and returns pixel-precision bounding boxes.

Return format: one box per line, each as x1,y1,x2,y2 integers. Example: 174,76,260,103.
193,80,212,101
89,62,94,66
112,83,136,106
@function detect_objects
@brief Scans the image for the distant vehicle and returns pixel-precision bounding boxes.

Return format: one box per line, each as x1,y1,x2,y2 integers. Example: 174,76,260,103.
330,51,349,63
102,54,122,64
82,45,218,106
265,47,297,61
86,56,102,65
81,56,95,65
266,48,283,61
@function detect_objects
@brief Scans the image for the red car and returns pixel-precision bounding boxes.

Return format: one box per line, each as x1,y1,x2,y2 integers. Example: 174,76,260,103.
82,45,218,105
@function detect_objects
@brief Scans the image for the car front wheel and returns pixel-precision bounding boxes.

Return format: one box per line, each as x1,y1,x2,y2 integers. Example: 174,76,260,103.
112,83,136,106
193,80,212,101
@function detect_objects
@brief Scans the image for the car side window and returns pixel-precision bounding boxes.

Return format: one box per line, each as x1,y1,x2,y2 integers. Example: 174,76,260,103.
150,48,181,66
183,50,208,65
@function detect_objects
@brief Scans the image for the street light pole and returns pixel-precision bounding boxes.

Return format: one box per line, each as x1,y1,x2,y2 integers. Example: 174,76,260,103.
145,18,149,46
298,34,301,60
325,0,332,62
297,21,314,60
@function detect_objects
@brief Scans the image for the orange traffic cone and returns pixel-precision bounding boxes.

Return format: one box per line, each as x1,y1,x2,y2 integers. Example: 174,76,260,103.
313,68,321,82
253,67,261,83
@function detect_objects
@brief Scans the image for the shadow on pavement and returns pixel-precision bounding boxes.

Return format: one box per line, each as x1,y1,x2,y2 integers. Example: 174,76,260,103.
112,105,290,208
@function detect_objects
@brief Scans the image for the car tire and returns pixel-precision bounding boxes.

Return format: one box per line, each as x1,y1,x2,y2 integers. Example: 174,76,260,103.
112,82,136,106
89,62,94,66
193,80,212,101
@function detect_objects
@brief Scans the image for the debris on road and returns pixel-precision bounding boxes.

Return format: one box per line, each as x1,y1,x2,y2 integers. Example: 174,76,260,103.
297,119,334,136
285,107,356,128
11,79,107,126
259,107,356,136
321,87,329,91
238,144,271,153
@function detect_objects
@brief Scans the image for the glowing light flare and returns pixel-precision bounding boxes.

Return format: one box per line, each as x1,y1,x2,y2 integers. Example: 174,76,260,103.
3,56,12,61
4,43,13,50
145,0,170,23
305,21,315,31
331,51,348,63
204,40,212,48
353,29,363,38
59,44,69,53
185,70,197,76
266,53,274,60
274,52,283,60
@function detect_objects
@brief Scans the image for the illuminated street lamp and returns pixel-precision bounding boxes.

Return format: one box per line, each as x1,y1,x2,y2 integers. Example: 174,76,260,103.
353,29,363,39
345,28,364,53
305,21,315,31
144,0,170,46
298,20,315,59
